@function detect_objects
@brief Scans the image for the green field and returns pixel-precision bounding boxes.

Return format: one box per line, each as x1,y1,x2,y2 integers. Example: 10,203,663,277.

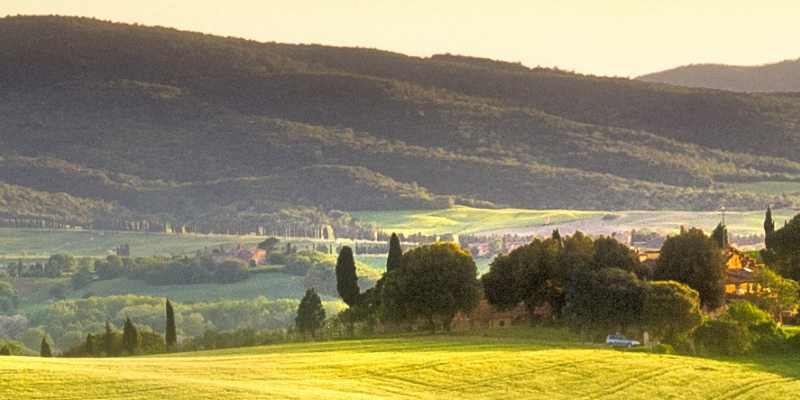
353,206,799,237
353,207,605,236
72,274,309,303
2,332,800,399
357,254,492,274
0,229,271,261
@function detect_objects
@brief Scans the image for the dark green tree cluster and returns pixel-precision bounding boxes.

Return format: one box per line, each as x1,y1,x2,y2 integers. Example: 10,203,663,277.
654,227,727,310
379,242,482,333
61,317,167,357
763,213,800,282
180,327,289,351
481,230,713,343
482,232,646,318
693,300,790,356
91,254,250,285
0,281,19,314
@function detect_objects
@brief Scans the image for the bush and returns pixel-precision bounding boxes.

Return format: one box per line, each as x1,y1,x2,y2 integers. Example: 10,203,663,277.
650,343,675,354
693,319,750,356
750,322,787,354
662,333,695,355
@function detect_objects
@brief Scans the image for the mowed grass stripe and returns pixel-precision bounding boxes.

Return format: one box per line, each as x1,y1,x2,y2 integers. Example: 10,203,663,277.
2,339,800,399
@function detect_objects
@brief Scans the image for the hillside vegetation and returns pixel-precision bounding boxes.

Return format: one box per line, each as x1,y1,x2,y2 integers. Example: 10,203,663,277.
639,58,800,92
2,16,800,233
2,336,800,399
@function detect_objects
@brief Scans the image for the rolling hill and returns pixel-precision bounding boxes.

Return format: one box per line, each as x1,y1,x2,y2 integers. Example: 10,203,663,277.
3,335,800,399
638,58,800,92
2,16,800,233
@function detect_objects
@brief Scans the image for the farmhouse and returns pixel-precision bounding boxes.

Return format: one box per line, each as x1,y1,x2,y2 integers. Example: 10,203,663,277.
208,243,267,266
724,246,764,296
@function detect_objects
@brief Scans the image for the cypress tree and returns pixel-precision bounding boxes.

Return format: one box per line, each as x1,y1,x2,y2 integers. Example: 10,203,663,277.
165,299,177,350
122,317,139,355
40,335,52,357
335,246,360,307
103,321,114,356
711,223,728,249
85,333,94,356
765,206,776,236
551,229,563,246
386,233,402,272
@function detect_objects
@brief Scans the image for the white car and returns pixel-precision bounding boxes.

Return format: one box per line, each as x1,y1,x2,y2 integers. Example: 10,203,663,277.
606,334,640,347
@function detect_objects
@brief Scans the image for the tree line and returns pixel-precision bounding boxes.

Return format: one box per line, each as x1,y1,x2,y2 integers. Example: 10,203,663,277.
322,213,800,356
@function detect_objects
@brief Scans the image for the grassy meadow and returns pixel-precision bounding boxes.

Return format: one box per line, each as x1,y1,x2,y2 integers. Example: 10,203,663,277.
353,206,799,238
352,207,606,236
2,332,800,399
0,228,270,261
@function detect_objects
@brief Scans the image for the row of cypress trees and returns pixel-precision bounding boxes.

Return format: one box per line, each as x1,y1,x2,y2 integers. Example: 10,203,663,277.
28,298,178,357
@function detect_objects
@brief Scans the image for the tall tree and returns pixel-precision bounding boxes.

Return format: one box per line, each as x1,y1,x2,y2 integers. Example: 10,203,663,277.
763,214,800,281
751,268,799,324
641,281,702,342
296,288,326,339
381,242,481,333
103,321,114,356
84,333,94,356
386,233,402,273
481,253,519,311
590,236,647,278
653,227,727,310
563,268,645,340
711,222,728,249
335,246,360,307
551,229,562,246
764,206,776,236
165,299,177,350
122,316,139,355
40,335,52,357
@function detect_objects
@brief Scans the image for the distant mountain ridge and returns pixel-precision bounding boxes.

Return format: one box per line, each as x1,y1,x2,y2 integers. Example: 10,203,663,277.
1,15,800,232
638,58,800,92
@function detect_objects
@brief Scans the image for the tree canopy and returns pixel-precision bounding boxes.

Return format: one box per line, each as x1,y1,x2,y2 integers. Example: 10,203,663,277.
641,281,703,341
335,246,360,307
165,299,177,350
295,288,326,339
380,242,481,332
654,227,727,311
763,214,800,281
386,233,402,273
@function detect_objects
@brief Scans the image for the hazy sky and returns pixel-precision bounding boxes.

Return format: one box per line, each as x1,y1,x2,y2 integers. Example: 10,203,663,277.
3,0,800,77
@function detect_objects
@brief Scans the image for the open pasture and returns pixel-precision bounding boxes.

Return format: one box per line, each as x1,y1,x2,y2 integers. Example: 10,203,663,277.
354,206,798,238
2,335,800,399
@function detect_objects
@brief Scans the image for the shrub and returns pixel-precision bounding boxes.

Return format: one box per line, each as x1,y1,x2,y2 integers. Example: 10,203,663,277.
693,319,750,356
650,343,675,354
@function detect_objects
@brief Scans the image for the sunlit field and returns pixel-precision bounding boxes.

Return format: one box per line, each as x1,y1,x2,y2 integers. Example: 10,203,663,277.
352,207,605,236
2,334,800,399
353,207,798,237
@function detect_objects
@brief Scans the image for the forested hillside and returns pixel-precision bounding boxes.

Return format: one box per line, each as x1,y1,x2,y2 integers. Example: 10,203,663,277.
1,16,800,233
638,58,800,92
